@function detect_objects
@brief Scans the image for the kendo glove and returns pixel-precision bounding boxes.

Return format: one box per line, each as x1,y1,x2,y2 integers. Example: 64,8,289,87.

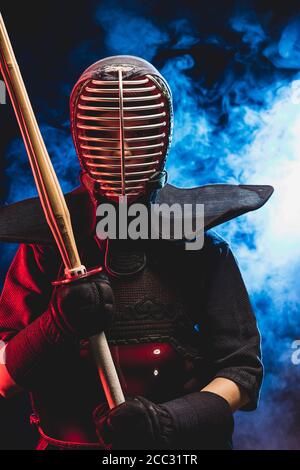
93,391,234,450
5,273,115,388
47,272,115,339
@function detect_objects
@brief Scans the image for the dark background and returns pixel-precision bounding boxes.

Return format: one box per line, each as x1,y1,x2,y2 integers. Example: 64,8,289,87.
1,0,300,449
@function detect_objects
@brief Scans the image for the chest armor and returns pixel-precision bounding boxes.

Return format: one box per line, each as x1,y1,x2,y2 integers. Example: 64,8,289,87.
102,240,209,402
32,239,210,445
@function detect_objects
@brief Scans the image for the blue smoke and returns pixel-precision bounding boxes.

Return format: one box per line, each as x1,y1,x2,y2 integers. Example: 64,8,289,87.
1,1,300,449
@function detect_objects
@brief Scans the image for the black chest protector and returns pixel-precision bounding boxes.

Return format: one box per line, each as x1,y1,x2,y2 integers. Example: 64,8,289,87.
105,239,204,361
83,237,211,403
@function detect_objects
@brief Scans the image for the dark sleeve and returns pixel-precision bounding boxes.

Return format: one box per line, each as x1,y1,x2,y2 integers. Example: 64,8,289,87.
0,244,60,344
202,240,263,411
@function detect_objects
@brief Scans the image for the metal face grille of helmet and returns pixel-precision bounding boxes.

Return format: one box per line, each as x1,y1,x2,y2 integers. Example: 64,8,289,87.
70,56,173,201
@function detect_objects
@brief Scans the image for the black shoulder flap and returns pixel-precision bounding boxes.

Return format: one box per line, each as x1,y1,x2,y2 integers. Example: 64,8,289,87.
154,183,273,232
0,183,273,245
0,186,95,245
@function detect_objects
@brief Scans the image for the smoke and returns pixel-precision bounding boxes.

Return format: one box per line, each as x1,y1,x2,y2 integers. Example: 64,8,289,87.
264,15,300,69
4,124,79,203
1,0,300,449
95,1,169,61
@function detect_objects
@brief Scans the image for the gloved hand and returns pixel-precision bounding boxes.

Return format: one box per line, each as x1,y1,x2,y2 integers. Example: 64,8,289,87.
49,272,115,339
93,392,234,450
5,272,115,388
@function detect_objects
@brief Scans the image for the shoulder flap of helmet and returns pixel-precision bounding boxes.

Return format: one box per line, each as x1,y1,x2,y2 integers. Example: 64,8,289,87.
0,183,273,245
0,186,95,245
153,183,274,238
